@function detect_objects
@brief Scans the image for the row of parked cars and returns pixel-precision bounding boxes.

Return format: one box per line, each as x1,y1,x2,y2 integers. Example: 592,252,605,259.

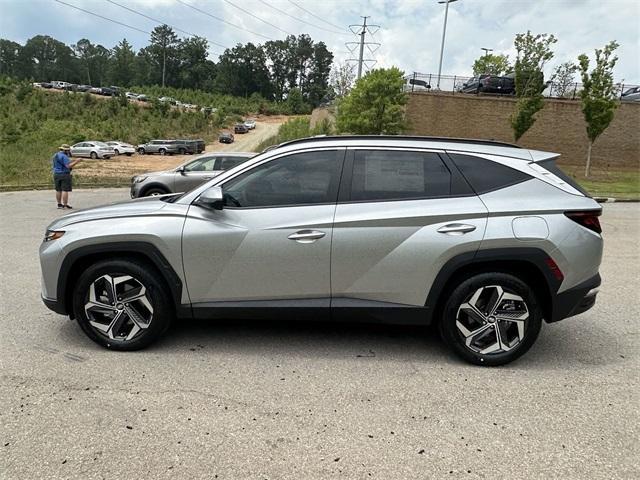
35,81,222,111
66,139,206,159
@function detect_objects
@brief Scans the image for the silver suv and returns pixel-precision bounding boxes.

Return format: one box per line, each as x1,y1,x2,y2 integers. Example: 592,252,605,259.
131,152,254,197
137,140,187,155
40,136,603,366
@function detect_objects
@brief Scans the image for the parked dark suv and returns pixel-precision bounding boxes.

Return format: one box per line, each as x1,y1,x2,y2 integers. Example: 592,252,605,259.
179,139,206,154
461,74,515,95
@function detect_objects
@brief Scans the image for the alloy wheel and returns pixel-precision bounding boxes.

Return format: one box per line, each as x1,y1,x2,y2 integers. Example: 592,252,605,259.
84,274,153,341
455,285,528,355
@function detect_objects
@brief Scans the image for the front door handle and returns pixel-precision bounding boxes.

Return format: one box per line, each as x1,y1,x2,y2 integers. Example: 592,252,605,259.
288,230,326,243
437,223,477,235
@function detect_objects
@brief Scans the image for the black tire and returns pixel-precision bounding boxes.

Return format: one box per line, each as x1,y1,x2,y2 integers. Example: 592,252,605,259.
138,148,146,155
159,148,167,156
178,148,186,155
90,151,98,159
142,187,169,196
114,149,120,155
438,272,542,366
72,258,172,351
126,152,132,156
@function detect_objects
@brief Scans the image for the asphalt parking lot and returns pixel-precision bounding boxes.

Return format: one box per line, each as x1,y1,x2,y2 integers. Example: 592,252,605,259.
0,189,638,479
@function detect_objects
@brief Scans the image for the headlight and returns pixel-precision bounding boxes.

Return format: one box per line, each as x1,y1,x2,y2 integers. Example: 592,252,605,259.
132,176,148,183
44,230,65,242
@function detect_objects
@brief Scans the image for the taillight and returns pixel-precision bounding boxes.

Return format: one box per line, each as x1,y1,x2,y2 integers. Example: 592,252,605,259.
565,210,602,234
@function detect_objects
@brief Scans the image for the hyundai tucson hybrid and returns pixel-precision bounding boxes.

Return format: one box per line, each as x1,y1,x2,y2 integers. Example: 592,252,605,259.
40,136,602,366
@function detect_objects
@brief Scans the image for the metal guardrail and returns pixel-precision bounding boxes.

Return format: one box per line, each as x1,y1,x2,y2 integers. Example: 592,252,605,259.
405,72,638,100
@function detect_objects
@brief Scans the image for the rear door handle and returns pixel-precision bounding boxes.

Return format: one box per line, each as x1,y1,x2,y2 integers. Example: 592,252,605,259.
288,230,326,243
437,223,477,235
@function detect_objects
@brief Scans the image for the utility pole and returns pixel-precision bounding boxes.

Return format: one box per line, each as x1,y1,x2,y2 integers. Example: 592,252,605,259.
346,17,380,80
436,0,459,89
357,16,367,80
481,47,493,57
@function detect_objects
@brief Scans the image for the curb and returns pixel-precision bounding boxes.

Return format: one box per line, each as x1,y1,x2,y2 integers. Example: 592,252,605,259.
594,197,640,203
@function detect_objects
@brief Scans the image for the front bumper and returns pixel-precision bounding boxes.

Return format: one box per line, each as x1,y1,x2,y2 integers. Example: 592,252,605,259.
548,273,601,323
42,295,68,315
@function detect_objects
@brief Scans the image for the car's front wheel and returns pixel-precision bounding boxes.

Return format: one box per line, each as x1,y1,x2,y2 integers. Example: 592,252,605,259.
114,149,120,155
439,273,542,366
90,151,98,159
159,148,167,156
72,259,172,350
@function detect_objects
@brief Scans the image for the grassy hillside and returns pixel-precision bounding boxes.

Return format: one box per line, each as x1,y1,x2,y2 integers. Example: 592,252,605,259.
255,117,334,152
0,78,266,186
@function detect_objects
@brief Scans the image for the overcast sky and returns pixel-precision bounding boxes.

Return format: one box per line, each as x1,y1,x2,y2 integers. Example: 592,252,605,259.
2,0,639,84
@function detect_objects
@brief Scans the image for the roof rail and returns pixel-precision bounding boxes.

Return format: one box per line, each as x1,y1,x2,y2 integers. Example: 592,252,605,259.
275,135,522,149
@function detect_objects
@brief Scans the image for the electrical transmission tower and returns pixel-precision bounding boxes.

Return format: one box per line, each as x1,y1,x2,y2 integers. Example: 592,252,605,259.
346,16,380,79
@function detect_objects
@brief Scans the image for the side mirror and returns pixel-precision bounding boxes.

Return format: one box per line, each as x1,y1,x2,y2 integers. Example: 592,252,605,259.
195,186,224,210
176,166,185,175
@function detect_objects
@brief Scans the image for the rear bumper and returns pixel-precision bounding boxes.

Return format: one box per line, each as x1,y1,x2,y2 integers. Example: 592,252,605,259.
548,273,601,323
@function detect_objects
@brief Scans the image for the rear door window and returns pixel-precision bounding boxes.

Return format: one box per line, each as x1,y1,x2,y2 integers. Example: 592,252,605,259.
349,150,452,201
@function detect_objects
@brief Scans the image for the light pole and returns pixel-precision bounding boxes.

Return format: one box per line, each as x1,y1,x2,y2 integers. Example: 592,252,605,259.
436,0,459,90
481,47,493,57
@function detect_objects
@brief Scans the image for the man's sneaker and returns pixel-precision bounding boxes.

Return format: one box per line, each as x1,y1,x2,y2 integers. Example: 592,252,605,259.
63,205,73,209
57,204,64,209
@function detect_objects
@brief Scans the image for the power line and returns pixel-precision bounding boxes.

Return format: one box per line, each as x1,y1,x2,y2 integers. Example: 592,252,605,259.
175,0,272,41
54,0,151,35
220,0,294,37
287,0,348,33
105,0,228,50
256,0,349,37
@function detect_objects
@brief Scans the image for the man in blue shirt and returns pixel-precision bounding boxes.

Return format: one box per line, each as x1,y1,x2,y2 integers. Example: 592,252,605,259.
52,144,82,209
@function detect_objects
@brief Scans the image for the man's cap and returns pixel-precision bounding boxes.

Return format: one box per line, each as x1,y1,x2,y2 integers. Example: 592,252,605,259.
60,144,71,150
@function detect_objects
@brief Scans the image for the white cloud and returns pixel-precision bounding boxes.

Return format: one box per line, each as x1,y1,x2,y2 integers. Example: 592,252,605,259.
1,0,638,82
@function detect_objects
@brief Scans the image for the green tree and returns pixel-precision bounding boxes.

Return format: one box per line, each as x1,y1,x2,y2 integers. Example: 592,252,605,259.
510,31,557,141
306,42,333,107
264,38,292,101
110,39,136,87
286,87,309,113
578,41,620,178
336,67,407,135
214,43,272,98
0,39,22,77
550,61,578,98
178,36,214,90
472,53,511,76
149,25,179,87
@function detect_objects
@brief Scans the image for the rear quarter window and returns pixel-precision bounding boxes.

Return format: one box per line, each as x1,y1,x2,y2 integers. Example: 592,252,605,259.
449,153,532,194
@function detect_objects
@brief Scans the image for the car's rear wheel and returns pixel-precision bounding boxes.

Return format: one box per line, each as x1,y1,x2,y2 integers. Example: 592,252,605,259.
72,259,172,350
126,152,132,156
439,273,542,366
138,148,146,154
90,151,98,159
114,149,120,155
178,148,186,155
